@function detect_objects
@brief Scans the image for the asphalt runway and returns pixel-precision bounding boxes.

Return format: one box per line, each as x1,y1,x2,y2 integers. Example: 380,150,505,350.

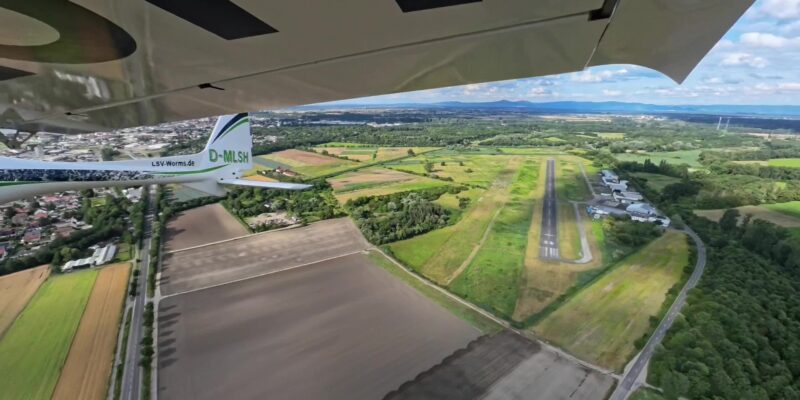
159,218,370,296
540,158,560,260
157,253,481,400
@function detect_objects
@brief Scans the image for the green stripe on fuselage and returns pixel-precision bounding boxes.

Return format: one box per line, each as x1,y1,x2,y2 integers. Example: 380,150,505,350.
149,164,227,176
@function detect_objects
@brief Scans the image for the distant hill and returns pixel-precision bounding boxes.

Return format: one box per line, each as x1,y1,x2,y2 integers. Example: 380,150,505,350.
306,100,800,118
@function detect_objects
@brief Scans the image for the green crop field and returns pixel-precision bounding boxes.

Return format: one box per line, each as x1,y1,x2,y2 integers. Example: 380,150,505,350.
616,150,704,167
629,172,681,192
535,231,689,371
768,158,800,168
386,152,511,187
597,132,625,140
449,160,538,319
765,201,800,219
0,270,98,400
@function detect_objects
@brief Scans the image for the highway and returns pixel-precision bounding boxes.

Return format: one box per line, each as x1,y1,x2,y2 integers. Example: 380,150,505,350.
539,158,560,260
120,186,156,400
609,227,707,400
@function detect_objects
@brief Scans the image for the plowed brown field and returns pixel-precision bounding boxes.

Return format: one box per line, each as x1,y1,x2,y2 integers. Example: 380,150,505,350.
52,263,130,400
0,265,50,337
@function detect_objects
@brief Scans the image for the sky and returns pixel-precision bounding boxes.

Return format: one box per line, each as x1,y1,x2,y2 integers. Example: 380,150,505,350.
336,0,800,106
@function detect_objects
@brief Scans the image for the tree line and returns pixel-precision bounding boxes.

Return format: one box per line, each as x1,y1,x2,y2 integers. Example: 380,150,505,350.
649,211,800,400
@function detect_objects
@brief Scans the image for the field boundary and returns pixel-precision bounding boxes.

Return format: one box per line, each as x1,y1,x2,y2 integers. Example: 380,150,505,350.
444,208,503,285
164,223,301,254
373,247,620,379
161,250,367,299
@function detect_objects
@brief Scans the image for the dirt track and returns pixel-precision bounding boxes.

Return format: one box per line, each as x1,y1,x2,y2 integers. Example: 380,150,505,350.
163,204,248,252
52,263,130,400
0,265,49,337
160,218,370,295
158,253,480,400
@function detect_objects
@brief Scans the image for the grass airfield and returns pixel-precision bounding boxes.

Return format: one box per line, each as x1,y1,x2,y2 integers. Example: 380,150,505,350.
535,231,689,371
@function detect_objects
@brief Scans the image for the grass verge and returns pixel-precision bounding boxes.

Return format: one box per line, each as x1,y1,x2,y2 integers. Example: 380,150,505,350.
368,251,501,334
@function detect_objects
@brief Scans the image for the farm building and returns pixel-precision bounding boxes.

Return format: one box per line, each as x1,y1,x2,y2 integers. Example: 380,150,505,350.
61,243,117,272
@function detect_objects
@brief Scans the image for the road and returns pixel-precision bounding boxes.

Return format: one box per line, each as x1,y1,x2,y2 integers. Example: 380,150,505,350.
539,158,560,259
120,186,156,400
609,227,707,400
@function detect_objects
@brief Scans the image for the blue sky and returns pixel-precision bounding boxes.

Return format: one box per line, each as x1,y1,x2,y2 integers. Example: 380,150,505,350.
340,0,799,106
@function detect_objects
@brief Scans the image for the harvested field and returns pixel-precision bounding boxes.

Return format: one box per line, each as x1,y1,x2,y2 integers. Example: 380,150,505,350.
0,270,97,400
160,218,370,295
271,149,339,165
53,263,130,400
262,149,357,177
158,252,480,400
329,168,415,190
387,331,614,400
0,265,49,337
164,204,248,252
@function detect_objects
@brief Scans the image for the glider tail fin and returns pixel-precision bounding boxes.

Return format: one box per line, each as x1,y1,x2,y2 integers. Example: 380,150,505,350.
200,113,253,171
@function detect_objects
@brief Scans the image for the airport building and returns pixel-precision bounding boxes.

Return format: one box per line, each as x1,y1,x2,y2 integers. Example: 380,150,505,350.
589,169,670,227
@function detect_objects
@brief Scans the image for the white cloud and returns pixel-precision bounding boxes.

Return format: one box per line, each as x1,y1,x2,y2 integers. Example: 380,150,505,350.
720,52,769,68
740,32,800,48
760,0,800,19
602,90,623,97
570,68,629,83
528,87,554,97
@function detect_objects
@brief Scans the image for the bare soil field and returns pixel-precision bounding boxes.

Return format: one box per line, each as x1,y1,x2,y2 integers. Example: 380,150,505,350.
386,330,613,400
272,148,340,165
160,218,370,295
52,263,130,400
482,344,615,400
0,265,49,337
158,253,480,400
328,168,414,190
164,204,248,252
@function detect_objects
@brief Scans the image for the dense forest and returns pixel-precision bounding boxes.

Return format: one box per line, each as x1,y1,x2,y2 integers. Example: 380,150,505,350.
347,186,463,244
649,214,800,400
222,183,342,230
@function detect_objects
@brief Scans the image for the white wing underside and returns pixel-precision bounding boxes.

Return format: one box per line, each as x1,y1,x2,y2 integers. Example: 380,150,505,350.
221,179,312,191
0,0,753,133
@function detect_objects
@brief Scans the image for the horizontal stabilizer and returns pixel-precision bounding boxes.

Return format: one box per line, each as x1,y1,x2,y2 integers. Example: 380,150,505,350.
221,179,311,190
